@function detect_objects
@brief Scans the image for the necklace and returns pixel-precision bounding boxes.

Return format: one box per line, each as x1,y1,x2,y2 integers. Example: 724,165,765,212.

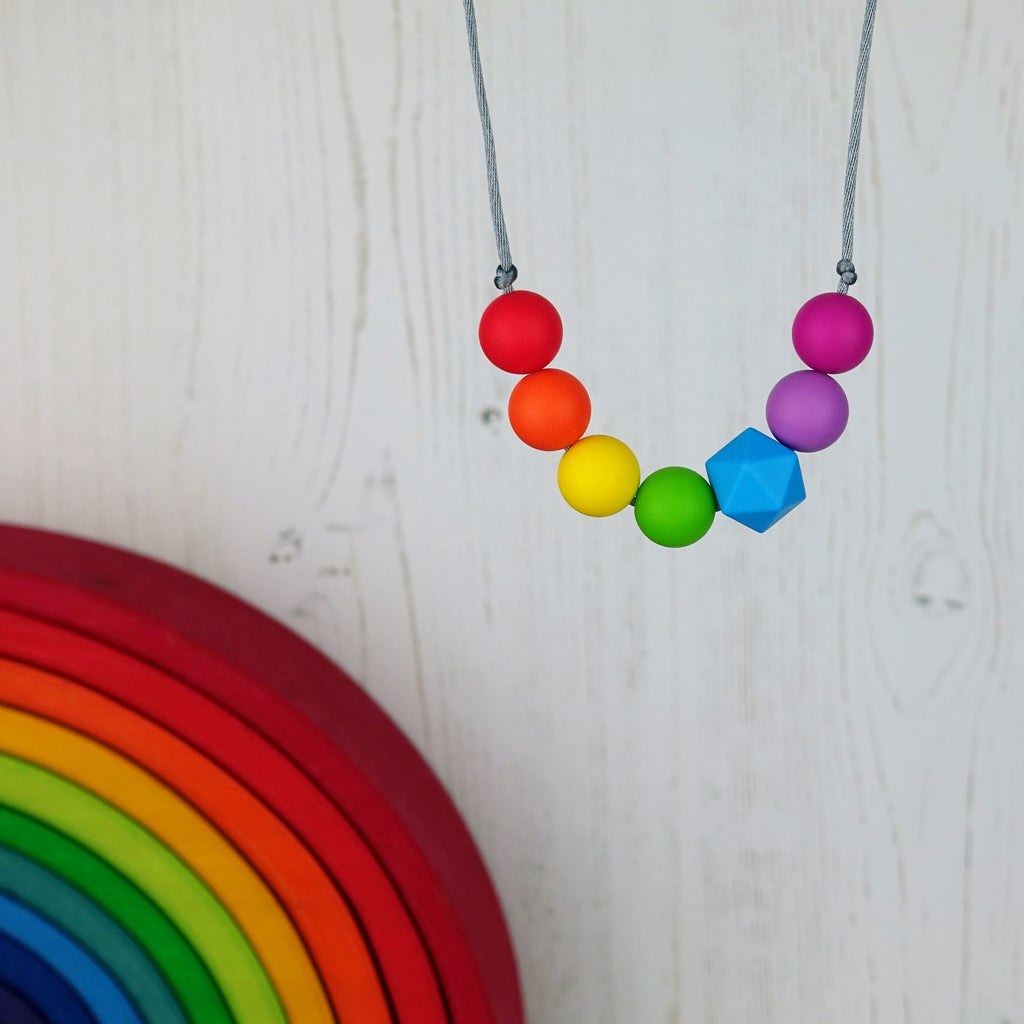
462,0,879,547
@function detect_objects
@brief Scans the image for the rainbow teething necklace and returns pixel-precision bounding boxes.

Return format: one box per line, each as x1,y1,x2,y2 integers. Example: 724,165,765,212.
463,0,878,547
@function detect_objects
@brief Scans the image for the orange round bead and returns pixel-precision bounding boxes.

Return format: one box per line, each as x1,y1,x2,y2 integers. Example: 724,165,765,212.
507,369,592,450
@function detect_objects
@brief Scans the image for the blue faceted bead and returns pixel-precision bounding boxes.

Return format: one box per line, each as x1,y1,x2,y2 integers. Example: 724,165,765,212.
705,427,805,533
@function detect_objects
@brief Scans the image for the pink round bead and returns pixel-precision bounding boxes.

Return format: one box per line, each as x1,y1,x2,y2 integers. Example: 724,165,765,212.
792,292,873,373
766,370,849,452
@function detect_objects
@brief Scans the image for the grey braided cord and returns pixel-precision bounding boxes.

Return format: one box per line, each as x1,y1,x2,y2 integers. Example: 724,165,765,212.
462,0,517,290
837,0,878,292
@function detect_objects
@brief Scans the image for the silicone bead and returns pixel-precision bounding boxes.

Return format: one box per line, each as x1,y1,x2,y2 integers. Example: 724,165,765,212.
558,435,640,517
792,292,873,373
633,467,716,547
478,291,563,374
705,427,805,533
765,370,849,452
508,369,591,450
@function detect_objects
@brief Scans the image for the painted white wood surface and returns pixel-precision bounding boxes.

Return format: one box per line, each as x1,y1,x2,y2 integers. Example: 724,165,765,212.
1,1,1022,1021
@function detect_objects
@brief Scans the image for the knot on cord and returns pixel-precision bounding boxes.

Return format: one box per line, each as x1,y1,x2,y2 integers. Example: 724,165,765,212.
494,264,518,290
836,258,858,286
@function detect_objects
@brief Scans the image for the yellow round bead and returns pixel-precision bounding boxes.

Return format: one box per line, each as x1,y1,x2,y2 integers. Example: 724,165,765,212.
557,435,641,517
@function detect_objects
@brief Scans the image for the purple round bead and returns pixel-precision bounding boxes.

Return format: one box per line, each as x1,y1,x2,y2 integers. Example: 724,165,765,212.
766,370,849,452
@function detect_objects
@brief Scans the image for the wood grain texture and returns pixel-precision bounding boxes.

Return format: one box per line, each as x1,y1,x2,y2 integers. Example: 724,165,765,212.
1,1,1022,1021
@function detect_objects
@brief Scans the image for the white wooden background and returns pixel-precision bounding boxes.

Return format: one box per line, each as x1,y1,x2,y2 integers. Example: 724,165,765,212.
1,1,1022,1021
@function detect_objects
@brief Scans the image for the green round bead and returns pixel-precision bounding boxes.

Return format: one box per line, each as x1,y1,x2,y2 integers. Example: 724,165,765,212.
633,466,717,547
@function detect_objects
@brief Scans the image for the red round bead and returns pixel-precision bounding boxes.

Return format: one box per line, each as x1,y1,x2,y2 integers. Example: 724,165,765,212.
478,291,562,374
